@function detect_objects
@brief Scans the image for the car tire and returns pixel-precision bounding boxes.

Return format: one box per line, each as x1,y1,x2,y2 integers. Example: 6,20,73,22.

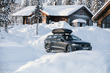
45,44,51,53
66,45,72,52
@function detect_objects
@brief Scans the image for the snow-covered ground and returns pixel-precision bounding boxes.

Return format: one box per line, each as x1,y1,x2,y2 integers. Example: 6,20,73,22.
0,21,110,73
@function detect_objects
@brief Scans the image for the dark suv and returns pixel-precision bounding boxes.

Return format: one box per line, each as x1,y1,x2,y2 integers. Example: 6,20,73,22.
44,28,92,53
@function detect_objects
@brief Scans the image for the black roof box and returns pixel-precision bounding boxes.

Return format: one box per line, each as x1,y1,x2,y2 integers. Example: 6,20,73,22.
52,28,72,34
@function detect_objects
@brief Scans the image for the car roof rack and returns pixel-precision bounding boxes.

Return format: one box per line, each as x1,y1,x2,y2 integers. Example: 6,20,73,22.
52,28,72,35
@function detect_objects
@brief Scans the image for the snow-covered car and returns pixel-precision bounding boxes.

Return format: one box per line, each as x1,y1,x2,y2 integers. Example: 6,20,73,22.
44,28,92,53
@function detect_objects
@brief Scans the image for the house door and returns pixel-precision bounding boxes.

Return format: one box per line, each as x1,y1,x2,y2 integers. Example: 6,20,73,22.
87,19,89,26
80,23,82,27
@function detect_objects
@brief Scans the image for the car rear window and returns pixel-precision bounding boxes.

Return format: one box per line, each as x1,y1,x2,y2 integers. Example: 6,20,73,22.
47,35,52,39
52,35,57,40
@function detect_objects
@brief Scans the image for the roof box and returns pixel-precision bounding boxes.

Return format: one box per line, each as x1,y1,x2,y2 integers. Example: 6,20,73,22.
52,28,72,34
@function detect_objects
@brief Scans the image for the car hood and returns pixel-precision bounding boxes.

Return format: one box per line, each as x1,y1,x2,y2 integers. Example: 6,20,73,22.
71,40,90,44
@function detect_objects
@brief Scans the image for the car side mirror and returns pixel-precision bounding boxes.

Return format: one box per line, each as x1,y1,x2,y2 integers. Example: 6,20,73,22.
61,39,64,42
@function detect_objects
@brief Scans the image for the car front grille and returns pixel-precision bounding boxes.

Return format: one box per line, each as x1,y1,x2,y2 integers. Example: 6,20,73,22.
80,44,90,47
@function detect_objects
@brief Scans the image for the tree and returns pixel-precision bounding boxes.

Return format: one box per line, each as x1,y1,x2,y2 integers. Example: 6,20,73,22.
91,0,103,14
104,0,108,3
22,0,29,7
34,0,43,34
85,0,92,9
0,0,15,32
62,0,75,5
78,0,83,5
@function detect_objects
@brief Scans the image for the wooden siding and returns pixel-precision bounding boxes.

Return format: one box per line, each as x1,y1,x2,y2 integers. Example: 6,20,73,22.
40,7,93,26
92,1,110,28
97,9,110,27
42,13,47,23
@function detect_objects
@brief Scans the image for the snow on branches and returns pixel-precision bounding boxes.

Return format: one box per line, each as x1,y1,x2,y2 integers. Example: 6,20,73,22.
0,0,15,32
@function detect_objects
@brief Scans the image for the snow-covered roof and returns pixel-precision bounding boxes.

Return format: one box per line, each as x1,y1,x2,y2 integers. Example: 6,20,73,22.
12,6,36,16
72,19,86,23
12,5,93,17
92,0,110,20
41,5,93,16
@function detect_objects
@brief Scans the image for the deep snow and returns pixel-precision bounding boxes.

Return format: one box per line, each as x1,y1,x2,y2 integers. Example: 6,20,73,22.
0,21,110,73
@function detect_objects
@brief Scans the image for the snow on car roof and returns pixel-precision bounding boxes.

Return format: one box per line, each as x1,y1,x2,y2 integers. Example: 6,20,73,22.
12,5,93,16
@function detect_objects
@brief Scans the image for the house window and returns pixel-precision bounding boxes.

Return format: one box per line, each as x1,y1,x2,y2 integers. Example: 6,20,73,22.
102,14,110,28
80,10,83,15
80,23,82,27
61,18,65,21
61,19,65,21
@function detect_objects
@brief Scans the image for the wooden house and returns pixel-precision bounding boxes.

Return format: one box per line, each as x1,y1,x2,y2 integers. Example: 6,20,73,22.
12,5,93,27
41,5,93,27
12,6,37,25
92,0,110,28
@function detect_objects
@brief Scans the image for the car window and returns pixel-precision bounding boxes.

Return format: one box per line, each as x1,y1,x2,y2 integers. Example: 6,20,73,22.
63,35,80,40
47,35,52,39
52,35,58,40
57,35,63,40
71,35,80,40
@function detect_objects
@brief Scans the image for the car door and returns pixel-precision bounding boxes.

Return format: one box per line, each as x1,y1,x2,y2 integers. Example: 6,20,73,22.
57,35,67,50
50,35,58,50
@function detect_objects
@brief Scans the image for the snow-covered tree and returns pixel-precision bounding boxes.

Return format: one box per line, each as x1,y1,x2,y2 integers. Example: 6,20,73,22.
0,0,15,32
78,0,83,5
57,0,62,5
22,0,29,7
62,0,75,5
33,0,43,34
85,0,92,9
91,0,103,14
104,0,108,3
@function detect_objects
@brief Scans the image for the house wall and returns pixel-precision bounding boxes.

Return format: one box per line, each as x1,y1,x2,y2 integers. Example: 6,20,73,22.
42,15,68,24
68,8,93,26
23,14,40,25
41,7,93,25
42,13,47,23
23,16,28,24
97,9,110,27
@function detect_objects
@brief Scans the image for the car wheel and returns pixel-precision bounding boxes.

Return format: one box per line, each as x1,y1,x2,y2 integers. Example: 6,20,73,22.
66,45,72,52
45,44,51,53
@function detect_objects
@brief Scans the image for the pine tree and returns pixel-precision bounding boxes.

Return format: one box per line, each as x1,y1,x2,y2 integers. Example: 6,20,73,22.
104,0,108,3
33,0,43,34
57,0,62,5
0,0,15,32
23,0,29,7
85,0,92,9
62,0,74,5
78,0,83,5
91,0,103,14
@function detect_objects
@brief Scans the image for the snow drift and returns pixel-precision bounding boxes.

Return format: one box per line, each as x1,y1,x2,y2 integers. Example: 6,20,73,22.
0,21,110,73
15,51,110,73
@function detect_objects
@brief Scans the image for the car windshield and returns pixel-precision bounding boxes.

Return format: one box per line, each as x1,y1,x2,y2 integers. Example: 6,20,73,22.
63,35,80,41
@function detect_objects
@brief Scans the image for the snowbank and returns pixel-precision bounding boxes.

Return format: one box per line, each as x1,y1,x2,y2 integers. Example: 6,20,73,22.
72,19,86,23
0,21,110,73
71,26,110,51
15,51,110,73
105,29,110,32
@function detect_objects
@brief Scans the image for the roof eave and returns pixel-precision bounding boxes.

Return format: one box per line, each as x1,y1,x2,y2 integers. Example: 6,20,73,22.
92,0,110,21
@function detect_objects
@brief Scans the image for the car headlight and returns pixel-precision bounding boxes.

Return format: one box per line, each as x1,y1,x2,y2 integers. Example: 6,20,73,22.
90,44,92,46
72,44,80,46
